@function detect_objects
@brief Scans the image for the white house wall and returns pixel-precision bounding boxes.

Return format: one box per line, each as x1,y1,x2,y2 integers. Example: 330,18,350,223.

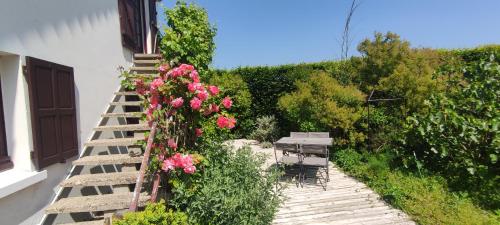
0,0,135,224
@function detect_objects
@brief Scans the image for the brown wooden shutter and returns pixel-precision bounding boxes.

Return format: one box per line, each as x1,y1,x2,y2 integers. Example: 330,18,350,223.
118,0,143,52
26,57,78,169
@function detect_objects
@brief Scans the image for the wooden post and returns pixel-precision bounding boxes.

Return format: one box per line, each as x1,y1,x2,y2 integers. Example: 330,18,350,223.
129,121,157,211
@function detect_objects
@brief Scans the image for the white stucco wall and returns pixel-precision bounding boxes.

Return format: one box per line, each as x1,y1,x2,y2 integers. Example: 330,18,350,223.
0,0,137,224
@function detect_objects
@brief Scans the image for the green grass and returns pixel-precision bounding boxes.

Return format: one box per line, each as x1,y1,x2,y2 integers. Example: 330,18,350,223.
332,149,499,225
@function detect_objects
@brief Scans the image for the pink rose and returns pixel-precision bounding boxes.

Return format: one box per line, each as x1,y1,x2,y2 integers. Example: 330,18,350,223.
162,158,175,172
168,67,183,78
189,70,200,83
167,138,177,149
190,97,202,110
150,77,164,90
222,97,232,109
150,93,160,108
158,64,170,74
187,82,201,93
197,90,209,101
195,128,203,137
209,103,219,113
171,97,184,108
180,154,193,168
217,116,229,129
179,64,194,72
228,117,237,129
183,165,196,174
208,85,219,96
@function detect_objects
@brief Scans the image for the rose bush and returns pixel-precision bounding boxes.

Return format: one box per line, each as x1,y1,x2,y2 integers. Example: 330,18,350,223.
125,63,236,178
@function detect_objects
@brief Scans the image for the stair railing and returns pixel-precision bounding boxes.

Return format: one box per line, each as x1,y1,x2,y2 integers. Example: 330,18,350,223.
129,121,158,211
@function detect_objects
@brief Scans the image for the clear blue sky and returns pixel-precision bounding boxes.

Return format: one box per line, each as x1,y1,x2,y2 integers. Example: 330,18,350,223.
159,0,500,69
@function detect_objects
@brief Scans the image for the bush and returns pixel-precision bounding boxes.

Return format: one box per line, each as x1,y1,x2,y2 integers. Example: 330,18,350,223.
113,200,188,225
278,72,366,146
169,145,282,225
209,72,253,137
249,115,278,143
402,51,500,209
160,1,216,76
332,149,499,225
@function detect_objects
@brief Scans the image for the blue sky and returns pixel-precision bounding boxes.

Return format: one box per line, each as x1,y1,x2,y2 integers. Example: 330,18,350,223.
159,0,500,69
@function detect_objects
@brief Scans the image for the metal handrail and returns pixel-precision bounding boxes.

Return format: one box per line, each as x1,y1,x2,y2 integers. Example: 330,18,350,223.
129,121,158,211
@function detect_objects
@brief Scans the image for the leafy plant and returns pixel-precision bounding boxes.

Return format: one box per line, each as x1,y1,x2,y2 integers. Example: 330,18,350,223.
402,51,500,209
249,115,278,143
169,146,282,225
278,72,366,146
113,200,188,225
209,72,253,137
160,1,216,76
332,149,499,225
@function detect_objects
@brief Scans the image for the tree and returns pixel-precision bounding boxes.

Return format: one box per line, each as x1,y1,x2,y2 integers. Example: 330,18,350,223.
357,32,411,89
160,1,216,77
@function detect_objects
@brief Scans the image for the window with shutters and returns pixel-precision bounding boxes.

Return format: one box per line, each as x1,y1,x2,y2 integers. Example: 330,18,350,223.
0,78,12,171
118,0,144,52
26,57,78,169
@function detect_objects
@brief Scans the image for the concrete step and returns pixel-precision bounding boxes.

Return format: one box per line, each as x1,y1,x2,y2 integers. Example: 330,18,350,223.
84,137,143,147
73,154,142,166
60,172,138,187
59,220,104,225
46,193,150,214
101,112,142,118
93,124,149,132
114,91,137,96
110,101,142,106
133,59,161,64
134,53,161,59
130,66,157,72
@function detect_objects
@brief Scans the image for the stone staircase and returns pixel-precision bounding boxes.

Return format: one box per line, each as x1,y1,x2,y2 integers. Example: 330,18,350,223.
41,54,161,225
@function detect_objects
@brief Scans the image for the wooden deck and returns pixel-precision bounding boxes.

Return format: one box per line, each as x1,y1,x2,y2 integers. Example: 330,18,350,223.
273,163,415,225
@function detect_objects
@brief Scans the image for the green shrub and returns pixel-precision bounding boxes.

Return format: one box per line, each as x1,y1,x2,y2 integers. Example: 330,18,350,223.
402,50,500,209
332,149,499,225
169,145,282,225
278,72,366,146
113,200,188,225
249,115,278,143
209,72,253,136
160,1,216,75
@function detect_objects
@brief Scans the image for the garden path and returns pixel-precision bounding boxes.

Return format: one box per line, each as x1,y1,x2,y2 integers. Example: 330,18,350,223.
230,139,416,225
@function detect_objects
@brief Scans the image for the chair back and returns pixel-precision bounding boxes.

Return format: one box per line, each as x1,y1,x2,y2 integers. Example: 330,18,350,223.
274,143,299,153
301,144,327,155
290,132,308,138
308,132,330,138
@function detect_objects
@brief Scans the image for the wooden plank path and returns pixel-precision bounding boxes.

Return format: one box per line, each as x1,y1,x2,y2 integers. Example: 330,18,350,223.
228,139,416,225
273,163,416,225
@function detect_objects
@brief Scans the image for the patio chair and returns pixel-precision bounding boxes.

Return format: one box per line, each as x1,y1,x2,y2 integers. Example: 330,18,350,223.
290,132,308,138
301,144,329,183
274,143,303,184
308,132,330,138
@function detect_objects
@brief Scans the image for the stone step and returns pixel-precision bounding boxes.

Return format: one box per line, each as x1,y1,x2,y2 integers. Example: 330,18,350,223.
59,220,104,225
110,101,142,106
84,137,143,147
114,91,137,96
134,53,161,59
93,124,149,132
60,172,139,187
46,193,150,214
73,154,143,166
133,59,161,64
101,112,142,118
130,66,157,72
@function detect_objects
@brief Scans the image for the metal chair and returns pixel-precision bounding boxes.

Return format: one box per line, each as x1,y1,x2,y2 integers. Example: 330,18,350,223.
301,144,329,183
290,132,308,138
274,143,303,185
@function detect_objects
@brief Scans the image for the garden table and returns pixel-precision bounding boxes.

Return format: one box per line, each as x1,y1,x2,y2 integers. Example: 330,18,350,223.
275,137,333,146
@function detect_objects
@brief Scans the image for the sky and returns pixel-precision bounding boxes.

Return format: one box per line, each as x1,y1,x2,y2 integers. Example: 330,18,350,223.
158,0,500,69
